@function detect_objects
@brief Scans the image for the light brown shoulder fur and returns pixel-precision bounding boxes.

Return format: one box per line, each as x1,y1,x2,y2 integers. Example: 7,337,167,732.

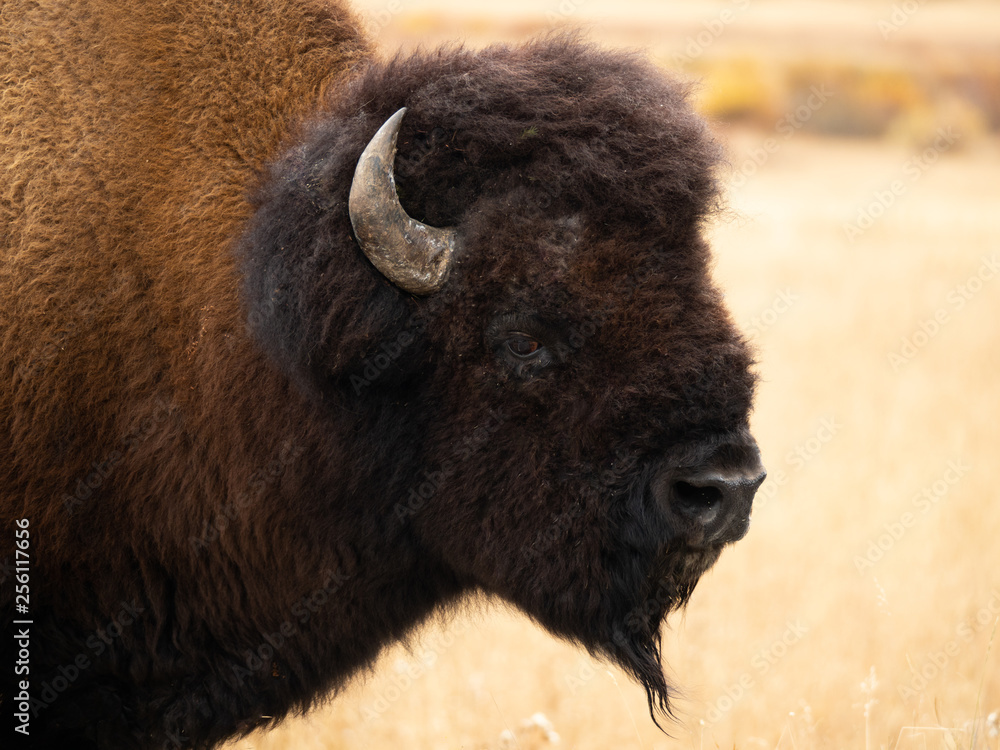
0,0,369,527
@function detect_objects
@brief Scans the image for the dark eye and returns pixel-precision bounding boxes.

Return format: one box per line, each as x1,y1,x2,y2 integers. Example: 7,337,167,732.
487,314,558,379
506,335,542,359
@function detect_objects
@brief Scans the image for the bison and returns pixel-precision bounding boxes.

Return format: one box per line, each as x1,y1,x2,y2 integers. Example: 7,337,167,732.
1,0,765,747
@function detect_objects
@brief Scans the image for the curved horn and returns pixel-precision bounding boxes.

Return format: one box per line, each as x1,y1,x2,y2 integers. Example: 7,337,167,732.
349,108,458,295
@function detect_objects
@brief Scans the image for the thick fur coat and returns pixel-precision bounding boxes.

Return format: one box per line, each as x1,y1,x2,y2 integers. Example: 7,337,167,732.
1,1,758,747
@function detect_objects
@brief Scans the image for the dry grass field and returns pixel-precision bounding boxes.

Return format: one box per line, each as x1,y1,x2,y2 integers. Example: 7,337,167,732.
224,3,1000,748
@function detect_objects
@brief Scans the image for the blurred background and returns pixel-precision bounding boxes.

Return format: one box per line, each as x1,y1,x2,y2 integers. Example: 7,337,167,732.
228,1,1000,748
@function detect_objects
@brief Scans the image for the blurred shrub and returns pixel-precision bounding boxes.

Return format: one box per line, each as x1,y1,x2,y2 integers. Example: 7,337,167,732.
686,56,786,127
675,50,1000,145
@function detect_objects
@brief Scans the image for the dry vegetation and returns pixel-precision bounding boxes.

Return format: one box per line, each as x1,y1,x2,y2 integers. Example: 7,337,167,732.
224,2,1000,748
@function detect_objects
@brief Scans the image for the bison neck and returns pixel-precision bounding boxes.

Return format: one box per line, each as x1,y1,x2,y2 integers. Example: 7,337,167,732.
128,345,469,742
33,341,468,746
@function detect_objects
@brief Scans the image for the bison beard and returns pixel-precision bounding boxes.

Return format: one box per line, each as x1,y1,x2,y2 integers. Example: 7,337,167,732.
549,473,725,725
0,2,765,747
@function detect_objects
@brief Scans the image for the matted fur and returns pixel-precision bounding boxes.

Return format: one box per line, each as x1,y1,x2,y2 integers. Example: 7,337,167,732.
1,2,757,747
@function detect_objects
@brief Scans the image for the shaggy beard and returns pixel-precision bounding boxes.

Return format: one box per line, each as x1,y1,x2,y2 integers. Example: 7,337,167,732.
601,542,723,725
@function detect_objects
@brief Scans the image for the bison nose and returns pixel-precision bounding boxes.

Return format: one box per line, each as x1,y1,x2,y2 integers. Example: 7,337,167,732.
664,445,766,546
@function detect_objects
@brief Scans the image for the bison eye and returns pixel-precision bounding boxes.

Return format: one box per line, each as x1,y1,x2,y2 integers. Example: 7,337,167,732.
506,335,541,359
487,313,559,379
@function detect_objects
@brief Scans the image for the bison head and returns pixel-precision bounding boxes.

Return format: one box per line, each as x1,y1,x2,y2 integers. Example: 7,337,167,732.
239,37,764,720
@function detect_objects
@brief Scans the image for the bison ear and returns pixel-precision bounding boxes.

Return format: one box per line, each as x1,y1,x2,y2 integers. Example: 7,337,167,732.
237,157,423,399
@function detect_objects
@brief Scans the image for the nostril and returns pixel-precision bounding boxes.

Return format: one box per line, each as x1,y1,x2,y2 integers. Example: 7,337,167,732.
656,438,765,544
667,467,764,527
672,480,724,516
